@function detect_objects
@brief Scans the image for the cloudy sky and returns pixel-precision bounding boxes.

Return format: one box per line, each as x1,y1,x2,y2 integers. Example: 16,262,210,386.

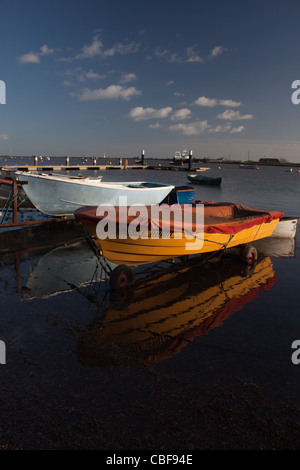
1,0,300,161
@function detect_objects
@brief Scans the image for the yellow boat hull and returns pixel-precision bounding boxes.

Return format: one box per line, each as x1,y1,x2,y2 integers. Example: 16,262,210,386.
85,218,280,266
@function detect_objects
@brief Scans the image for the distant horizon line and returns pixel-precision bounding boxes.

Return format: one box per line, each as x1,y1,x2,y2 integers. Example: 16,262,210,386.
0,154,299,166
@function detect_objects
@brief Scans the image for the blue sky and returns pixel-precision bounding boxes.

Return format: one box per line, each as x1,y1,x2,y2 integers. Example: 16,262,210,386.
1,0,300,161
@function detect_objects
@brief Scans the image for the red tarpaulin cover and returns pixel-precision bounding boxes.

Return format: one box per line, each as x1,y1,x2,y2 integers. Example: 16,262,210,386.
75,202,284,236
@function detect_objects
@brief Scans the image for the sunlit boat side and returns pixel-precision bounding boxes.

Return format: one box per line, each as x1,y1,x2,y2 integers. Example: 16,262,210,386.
15,171,174,217
74,202,283,266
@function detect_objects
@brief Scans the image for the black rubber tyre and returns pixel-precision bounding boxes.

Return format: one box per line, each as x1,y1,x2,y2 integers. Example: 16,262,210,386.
109,264,134,290
241,245,258,266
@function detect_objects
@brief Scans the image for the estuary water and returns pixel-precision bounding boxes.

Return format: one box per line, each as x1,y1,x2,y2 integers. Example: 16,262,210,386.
0,159,300,450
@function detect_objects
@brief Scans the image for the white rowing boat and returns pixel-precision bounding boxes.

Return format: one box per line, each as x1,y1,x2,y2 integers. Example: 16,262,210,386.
15,171,174,217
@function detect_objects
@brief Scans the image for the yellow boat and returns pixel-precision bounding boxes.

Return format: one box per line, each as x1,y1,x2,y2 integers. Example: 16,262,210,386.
75,202,283,267
77,256,276,368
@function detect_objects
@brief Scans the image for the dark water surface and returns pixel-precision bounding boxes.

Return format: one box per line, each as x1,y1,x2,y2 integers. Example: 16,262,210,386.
0,160,300,450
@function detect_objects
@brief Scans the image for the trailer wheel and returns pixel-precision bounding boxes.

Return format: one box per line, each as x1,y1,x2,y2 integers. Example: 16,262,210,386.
241,245,258,266
109,265,134,291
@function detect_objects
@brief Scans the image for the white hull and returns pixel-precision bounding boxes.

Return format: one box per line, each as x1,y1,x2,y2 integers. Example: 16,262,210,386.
16,171,174,216
251,217,298,258
271,217,298,239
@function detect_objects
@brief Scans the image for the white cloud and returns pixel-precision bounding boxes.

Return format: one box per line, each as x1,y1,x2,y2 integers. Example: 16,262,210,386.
185,46,204,63
217,109,253,120
85,69,103,80
209,46,224,59
218,99,241,107
153,48,169,58
59,67,104,83
171,108,191,120
195,96,241,107
40,45,54,56
119,73,137,84
0,134,8,140
209,124,232,133
149,122,160,129
169,46,204,64
104,42,139,56
230,125,245,133
78,85,142,101
17,44,54,64
195,96,218,107
128,106,173,121
76,36,104,58
76,35,139,59
17,52,40,64
169,120,211,135
155,44,225,63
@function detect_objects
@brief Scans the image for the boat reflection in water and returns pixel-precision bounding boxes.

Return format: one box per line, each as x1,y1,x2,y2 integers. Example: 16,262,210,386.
23,239,116,299
22,234,295,301
252,236,296,258
77,255,277,369
21,235,295,370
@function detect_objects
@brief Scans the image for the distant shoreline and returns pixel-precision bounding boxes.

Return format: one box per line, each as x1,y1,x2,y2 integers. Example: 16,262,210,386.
0,155,299,167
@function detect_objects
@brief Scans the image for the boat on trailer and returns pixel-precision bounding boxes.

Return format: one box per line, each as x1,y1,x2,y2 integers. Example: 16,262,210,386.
74,201,284,268
15,171,174,217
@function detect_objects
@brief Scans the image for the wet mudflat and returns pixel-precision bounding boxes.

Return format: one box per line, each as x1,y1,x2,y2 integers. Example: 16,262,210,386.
0,225,300,450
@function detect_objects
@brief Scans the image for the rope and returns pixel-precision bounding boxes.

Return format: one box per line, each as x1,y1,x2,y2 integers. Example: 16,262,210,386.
0,185,27,224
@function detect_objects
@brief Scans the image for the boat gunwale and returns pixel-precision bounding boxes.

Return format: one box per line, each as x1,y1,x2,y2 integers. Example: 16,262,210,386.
16,171,174,190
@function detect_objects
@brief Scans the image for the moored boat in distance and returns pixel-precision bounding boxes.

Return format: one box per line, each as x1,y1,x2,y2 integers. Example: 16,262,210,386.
172,149,190,164
180,150,189,162
240,164,259,169
195,167,211,172
15,171,174,217
187,174,222,186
